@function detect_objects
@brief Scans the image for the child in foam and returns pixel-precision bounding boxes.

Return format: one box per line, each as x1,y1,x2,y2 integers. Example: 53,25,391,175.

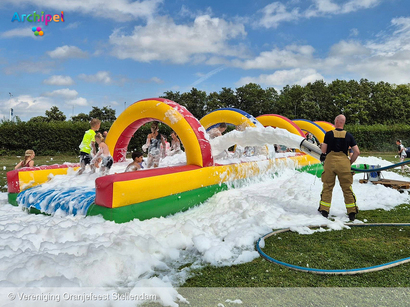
167,131,183,156
207,123,227,139
125,151,144,172
15,149,35,169
78,118,101,175
142,122,166,168
91,133,113,176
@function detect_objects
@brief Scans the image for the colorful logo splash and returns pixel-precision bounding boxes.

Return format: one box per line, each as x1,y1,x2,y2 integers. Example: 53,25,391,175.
32,26,43,36
12,11,65,37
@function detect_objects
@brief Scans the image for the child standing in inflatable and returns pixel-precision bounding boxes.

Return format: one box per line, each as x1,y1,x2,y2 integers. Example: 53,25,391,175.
142,122,166,168
167,131,183,156
396,139,409,173
15,149,35,169
91,133,113,176
125,151,144,172
78,118,101,175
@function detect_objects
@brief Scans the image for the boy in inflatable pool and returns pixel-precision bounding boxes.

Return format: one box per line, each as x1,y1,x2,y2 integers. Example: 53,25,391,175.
91,133,113,176
78,118,100,175
125,151,144,172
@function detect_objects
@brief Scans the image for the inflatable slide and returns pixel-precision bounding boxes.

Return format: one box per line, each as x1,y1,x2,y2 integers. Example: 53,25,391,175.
7,98,331,223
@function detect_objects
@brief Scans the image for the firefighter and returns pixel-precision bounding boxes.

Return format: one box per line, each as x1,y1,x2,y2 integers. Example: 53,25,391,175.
319,114,360,221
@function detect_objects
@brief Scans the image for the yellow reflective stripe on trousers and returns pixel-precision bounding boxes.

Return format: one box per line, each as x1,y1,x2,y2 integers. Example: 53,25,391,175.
351,186,357,201
320,201,331,207
346,186,357,207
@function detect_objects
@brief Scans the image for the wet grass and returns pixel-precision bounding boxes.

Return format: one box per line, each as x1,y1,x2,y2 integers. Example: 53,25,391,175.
183,204,410,287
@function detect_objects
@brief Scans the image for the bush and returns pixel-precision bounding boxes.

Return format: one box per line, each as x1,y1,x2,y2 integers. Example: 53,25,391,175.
0,121,175,156
0,121,89,155
345,124,410,152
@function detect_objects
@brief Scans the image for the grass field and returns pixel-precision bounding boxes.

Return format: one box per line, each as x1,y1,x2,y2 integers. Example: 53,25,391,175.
183,204,410,288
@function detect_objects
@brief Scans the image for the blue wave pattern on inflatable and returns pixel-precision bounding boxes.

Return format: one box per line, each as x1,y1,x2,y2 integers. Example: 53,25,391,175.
17,186,96,216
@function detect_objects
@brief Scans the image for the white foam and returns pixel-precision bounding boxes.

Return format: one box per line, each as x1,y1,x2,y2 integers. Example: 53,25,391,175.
2,132,409,306
210,126,304,156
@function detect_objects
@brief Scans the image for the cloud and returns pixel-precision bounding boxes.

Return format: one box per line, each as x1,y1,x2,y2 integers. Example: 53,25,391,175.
0,93,89,120
63,21,81,30
350,28,359,37
258,0,383,28
0,28,34,38
109,15,246,64
329,40,371,58
259,2,300,29
43,75,75,86
42,88,79,99
366,17,410,56
150,77,163,84
331,17,410,84
67,97,88,106
1,0,162,21
232,45,316,70
340,0,381,14
236,68,324,87
237,16,410,87
0,95,54,120
78,71,112,84
136,77,164,84
3,60,56,75
44,89,89,106
47,45,88,59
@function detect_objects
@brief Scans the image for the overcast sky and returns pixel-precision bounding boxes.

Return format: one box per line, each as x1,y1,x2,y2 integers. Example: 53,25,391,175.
1,0,409,121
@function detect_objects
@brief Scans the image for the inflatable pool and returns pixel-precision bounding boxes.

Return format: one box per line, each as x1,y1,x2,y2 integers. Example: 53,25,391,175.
7,98,330,223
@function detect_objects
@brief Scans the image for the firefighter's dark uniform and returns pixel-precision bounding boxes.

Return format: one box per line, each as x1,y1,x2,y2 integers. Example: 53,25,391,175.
319,129,359,215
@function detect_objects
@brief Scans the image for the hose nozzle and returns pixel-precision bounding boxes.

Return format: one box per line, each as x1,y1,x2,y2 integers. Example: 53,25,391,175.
300,139,322,161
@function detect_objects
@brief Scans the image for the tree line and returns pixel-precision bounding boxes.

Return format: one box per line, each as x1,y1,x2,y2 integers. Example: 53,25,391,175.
2,79,410,155
161,79,410,125
24,106,117,123
5,78,410,125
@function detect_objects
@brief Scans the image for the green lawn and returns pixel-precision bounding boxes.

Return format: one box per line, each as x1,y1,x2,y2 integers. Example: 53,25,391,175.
183,207,410,288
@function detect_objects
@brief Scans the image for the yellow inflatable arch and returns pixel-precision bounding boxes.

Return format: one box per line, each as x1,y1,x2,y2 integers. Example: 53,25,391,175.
256,114,305,137
314,121,335,132
199,108,263,130
105,98,213,167
292,119,326,144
